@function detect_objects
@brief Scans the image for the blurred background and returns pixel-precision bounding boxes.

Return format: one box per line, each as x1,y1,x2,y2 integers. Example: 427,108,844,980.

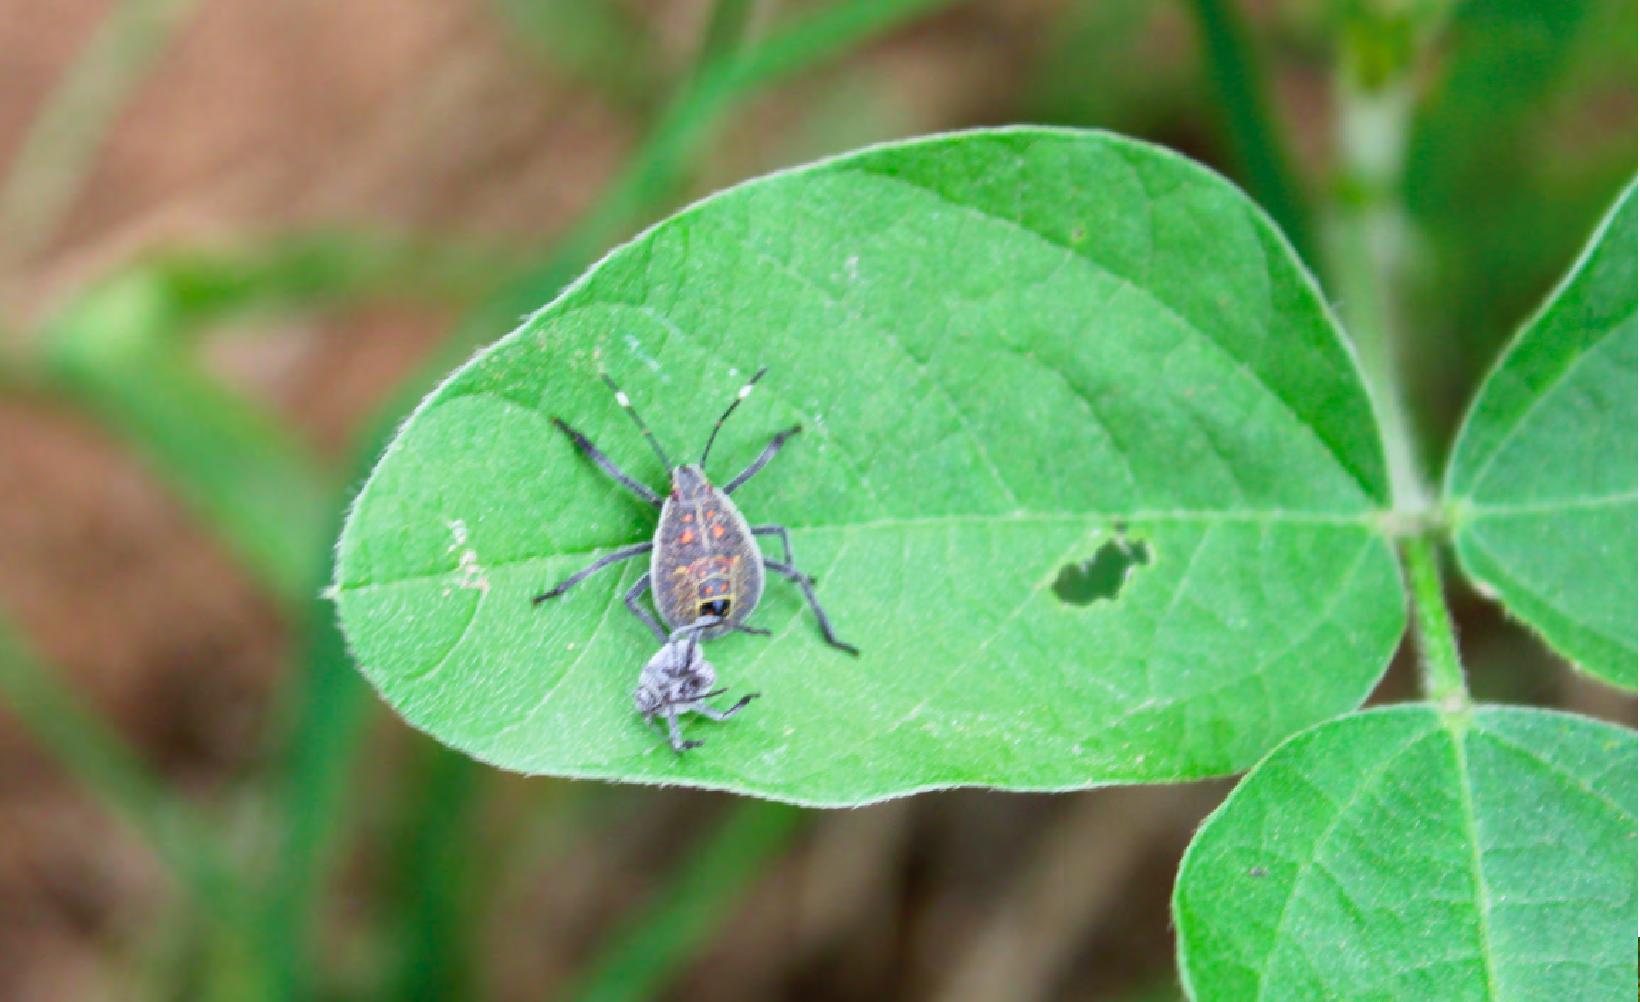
0,1,1634,999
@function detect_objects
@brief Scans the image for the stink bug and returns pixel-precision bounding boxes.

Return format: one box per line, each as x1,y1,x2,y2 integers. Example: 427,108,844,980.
634,614,758,753
533,367,858,656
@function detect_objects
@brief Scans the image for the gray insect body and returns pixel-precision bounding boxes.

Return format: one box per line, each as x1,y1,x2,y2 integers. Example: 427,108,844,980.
533,367,857,657
634,615,758,753
651,463,764,642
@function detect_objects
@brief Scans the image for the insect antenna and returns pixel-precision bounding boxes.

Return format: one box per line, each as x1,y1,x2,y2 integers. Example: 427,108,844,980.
700,366,769,467
601,372,673,470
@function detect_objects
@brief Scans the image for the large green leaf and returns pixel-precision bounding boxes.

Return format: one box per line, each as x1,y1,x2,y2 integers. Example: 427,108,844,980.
1445,182,1637,688
1174,705,1638,1001
333,128,1404,805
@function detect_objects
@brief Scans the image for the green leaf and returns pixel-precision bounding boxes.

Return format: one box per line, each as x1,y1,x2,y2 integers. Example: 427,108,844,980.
1445,182,1637,688
334,127,1405,805
1174,705,1638,1001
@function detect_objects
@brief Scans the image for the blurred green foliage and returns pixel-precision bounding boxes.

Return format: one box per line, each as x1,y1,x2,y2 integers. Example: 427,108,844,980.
1404,0,1637,451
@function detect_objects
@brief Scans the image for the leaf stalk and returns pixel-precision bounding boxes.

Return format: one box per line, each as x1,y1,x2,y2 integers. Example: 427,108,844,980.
1401,534,1470,712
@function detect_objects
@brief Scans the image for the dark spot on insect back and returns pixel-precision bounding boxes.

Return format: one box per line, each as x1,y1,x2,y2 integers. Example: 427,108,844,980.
1052,536,1152,606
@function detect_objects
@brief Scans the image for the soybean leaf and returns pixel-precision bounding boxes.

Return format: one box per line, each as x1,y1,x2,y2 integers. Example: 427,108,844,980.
1174,705,1638,1001
1445,182,1637,688
333,127,1405,806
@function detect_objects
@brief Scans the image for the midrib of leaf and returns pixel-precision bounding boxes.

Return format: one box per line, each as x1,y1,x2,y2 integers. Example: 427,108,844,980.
365,523,1387,774
343,179,1390,593
1180,707,1638,1001
1449,719,1504,1002
1464,490,1637,516
335,508,1376,594
339,128,1409,804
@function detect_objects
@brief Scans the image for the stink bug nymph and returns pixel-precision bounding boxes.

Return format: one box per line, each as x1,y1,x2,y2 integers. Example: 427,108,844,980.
533,366,858,656
635,614,758,753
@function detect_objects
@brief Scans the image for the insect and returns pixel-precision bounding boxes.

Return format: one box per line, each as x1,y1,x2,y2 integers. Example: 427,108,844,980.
533,366,858,656
634,614,758,753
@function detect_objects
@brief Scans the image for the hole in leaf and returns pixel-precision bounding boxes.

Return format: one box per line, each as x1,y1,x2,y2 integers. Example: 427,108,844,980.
1052,536,1151,606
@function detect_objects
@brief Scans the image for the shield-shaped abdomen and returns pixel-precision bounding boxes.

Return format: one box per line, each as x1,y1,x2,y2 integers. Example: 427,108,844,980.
652,486,764,639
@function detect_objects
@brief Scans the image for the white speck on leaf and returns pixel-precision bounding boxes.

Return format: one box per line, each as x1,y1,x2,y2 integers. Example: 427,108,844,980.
446,519,490,593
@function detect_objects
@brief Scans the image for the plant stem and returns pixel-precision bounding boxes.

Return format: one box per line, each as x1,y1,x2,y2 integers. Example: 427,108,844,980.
1186,0,1318,268
1325,4,1456,514
1327,72,1426,513
1401,535,1470,711
1329,8,1471,711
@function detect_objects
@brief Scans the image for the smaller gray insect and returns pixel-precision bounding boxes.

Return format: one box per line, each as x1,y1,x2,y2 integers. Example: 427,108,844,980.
635,614,759,754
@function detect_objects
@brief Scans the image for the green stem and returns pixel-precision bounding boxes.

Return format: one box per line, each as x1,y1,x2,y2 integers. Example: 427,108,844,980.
565,802,806,1002
1326,9,1475,715
1402,535,1469,711
1328,73,1428,514
0,615,255,934
1325,4,1455,514
0,0,200,268
1186,0,1318,267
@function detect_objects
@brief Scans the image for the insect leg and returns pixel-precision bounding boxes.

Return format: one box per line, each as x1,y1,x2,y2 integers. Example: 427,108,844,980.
533,542,652,604
723,424,801,494
623,572,667,643
552,417,663,508
665,713,702,754
750,524,795,565
733,623,772,637
694,692,759,721
763,558,859,656
668,614,723,643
